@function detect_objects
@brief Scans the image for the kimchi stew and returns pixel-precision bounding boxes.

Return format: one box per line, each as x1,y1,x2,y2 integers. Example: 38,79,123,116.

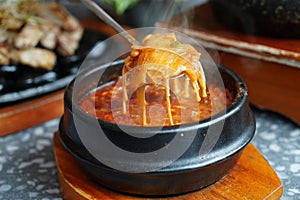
80,33,233,126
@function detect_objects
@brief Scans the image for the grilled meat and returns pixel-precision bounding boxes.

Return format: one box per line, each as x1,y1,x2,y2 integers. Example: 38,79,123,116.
0,2,83,70
11,48,56,70
57,27,83,56
14,24,44,49
40,22,60,50
0,42,10,65
1,17,24,31
38,2,81,31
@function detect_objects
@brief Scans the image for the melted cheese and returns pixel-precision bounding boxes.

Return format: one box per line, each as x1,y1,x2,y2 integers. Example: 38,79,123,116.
122,33,207,126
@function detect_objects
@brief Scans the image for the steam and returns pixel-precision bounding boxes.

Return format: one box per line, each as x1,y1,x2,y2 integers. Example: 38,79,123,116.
160,0,209,27
155,0,220,65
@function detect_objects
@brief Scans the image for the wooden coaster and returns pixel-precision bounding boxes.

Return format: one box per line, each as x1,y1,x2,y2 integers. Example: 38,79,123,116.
53,132,283,199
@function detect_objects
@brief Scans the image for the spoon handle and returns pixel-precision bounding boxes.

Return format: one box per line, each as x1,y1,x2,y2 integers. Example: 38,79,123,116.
80,0,139,45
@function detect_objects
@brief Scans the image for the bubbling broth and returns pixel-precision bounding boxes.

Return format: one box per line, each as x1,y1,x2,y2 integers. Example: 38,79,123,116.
80,79,234,126
80,32,234,126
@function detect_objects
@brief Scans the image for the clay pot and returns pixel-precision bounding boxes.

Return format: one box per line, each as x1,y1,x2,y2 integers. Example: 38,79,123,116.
60,60,255,196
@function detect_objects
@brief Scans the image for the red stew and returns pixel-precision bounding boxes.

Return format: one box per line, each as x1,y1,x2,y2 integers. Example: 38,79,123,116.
80,78,234,127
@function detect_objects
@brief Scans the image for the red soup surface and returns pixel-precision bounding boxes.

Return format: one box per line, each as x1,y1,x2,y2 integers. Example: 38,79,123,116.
80,78,234,127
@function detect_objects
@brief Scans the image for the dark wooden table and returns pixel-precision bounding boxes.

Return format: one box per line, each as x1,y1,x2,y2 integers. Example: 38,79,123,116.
157,3,300,125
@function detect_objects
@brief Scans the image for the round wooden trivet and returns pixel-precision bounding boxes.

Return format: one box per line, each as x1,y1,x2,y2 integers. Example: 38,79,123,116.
53,132,282,200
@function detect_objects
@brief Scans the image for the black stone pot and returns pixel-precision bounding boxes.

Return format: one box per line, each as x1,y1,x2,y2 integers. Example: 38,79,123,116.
60,60,255,196
209,0,300,38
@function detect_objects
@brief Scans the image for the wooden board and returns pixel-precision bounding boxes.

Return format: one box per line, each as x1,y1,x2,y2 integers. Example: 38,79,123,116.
53,132,283,200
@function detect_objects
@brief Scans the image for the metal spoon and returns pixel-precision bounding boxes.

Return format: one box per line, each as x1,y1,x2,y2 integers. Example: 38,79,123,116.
80,0,139,45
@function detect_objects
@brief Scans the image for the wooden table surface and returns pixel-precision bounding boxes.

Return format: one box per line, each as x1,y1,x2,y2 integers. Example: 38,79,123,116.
219,53,300,124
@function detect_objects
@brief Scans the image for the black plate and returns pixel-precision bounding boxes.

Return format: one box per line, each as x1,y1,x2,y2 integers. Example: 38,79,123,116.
0,29,107,107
